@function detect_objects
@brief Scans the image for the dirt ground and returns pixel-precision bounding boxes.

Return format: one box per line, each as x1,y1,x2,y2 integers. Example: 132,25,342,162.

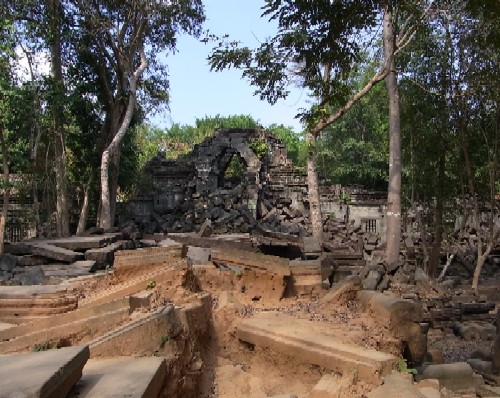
69,261,500,398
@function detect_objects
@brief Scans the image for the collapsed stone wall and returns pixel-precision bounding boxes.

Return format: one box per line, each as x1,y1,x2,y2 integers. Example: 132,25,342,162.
125,128,386,237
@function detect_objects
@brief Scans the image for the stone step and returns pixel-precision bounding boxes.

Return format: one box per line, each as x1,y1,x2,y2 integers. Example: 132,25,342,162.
89,306,176,358
0,345,89,398
0,285,78,321
236,312,398,384
71,357,166,398
0,296,130,341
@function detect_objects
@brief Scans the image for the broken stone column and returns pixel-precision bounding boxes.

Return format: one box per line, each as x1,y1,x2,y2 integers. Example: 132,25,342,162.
358,290,427,366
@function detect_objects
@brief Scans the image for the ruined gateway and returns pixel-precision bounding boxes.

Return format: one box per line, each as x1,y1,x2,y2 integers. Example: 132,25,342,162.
126,128,387,237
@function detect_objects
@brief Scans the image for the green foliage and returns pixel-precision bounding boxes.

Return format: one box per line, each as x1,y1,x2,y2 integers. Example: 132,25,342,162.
249,139,268,160
224,154,246,180
267,124,307,167
398,358,417,375
33,341,51,352
317,64,389,190
159,335,170,348
146,280,156,289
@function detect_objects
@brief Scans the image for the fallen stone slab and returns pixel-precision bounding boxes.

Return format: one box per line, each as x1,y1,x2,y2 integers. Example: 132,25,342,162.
85,241,123,269
0,345,89,398
42,261,97,279
38,234,121,251
72,356,166,398
212,247,290,277
4,241,33,255
113,246,183,280
236,311,398,383
16,255,47,267
30,243,84,263
89,306,178,357
415,362,474,392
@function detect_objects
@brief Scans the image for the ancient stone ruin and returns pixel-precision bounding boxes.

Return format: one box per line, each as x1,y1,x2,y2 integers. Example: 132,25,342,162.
125,128,387,238
2,129,500,398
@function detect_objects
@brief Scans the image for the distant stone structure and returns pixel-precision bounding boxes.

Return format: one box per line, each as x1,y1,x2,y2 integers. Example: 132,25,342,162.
125,128,386,236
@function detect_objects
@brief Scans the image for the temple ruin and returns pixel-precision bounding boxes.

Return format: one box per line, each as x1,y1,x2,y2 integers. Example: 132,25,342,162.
126,128,387,237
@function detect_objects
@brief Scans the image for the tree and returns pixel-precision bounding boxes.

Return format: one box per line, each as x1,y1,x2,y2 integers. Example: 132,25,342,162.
209,1,432,246
72,0,205,229
45,0,71,236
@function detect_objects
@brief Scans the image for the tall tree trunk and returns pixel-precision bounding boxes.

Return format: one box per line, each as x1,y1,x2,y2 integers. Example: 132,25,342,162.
76,176,92,235
0,127,10,255
384,4,402,266
306,131,323,242
428,137,446,277
47,0,70,237
98,47,147,229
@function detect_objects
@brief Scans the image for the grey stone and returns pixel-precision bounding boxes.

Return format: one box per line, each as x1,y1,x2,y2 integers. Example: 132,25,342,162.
0,345,90,398
415,362,474,391
12,266,45,285
0,253,18,272
198,219,213,238
186,246,211,265
363,270,382,291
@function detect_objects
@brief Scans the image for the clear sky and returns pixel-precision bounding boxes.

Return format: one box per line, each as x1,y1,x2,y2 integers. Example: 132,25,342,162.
150,0,310,133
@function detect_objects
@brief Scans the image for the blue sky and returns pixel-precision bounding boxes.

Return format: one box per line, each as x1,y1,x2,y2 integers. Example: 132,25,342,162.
150,0,310,133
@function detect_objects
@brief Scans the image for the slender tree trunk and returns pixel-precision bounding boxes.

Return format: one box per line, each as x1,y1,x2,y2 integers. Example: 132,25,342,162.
98,47,148,229
428,138,445,277
22,44,43,237
76,176,92,235
0,127,10,255
384,5,402,266
47,0,70,237
306,131,323,242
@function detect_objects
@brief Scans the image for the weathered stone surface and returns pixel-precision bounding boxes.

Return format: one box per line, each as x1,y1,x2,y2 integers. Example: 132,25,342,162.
0,345,89,398
287,259,323,297
303,237,322,259
363,270,382,290
236,311,398,383
11,265,45,285
0,284,78,323
358,290,426,365
0,298,130,354
198,219,213,238
73,357,166,398
30,243,85,263
186,246,211,265
467,358,493,374
85,241,123,268
0,253,18,272
415,362,474,392
130,290,154,312
113,246,183,280
319,275,361,307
